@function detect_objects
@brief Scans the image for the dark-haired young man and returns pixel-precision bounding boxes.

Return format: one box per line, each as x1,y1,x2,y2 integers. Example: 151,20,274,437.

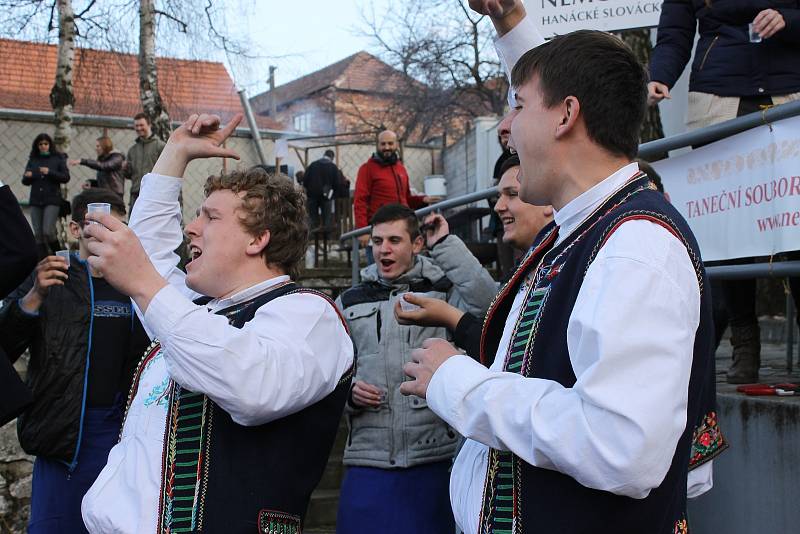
335,203,496,534
80,114,354,533
0,188,149,533
401,2,724,532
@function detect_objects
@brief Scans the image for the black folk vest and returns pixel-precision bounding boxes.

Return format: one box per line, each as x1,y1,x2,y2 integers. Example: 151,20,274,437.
478,174,724,534
128,282,353,533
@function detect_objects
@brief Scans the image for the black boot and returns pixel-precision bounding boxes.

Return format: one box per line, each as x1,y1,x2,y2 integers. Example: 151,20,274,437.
726,323,761,384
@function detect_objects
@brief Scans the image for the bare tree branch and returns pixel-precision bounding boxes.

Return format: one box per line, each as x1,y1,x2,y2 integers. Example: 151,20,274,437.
154,8,187,33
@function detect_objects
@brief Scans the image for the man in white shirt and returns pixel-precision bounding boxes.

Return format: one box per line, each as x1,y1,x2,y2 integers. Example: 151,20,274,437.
78,113,355,533
399,2,724,533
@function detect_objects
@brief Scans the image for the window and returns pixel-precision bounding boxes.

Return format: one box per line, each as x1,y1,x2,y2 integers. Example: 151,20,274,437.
293,113,312,132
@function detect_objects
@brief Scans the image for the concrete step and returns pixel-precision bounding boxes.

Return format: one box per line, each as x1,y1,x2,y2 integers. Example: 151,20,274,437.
304,488,339,529
304,418,347,529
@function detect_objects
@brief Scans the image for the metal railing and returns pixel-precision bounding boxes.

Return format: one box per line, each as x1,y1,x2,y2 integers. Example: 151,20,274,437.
341,100,800,370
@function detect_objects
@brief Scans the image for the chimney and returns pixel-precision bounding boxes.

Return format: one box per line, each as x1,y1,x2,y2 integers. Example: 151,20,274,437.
269,66,277,117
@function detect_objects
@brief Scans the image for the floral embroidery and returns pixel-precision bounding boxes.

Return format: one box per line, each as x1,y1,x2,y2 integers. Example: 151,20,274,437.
690,411,728,469
674,518,689,534
143,377,170,409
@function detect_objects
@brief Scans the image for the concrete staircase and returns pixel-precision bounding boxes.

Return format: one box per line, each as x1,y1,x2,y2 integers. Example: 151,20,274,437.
299,247,353,533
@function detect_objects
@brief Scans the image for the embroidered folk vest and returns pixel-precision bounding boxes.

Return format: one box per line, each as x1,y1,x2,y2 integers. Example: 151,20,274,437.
478,174,725,534
124,282,354,533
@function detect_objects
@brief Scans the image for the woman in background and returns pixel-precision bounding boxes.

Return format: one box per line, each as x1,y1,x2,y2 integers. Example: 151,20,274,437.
22,133,70,258
69,136,125,199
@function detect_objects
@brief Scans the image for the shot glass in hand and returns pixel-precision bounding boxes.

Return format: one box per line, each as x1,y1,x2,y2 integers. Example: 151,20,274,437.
748,22,762,43
86,202,111,225
56,250,71,268
399,293,421,312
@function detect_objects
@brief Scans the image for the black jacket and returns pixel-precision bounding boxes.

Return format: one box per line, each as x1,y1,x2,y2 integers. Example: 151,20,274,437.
303,157,343,198
0,260,149,467
650,0,800,97
81,151,125,197
22,152,70,206
0,185,37,426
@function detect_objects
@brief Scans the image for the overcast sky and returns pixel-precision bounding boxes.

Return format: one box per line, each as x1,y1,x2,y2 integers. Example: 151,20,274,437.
229,0,393,95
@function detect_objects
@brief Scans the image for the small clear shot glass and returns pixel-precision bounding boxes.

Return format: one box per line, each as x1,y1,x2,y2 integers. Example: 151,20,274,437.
55,249,71,268
399,293,421,312
748,22,762,43
86,202,111,225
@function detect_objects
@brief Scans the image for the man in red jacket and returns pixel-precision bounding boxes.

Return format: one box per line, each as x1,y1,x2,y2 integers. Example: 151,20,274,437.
354,130,437,262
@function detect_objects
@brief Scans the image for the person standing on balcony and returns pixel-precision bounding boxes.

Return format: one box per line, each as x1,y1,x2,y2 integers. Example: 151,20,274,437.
353,130,439,263
648,0,800,383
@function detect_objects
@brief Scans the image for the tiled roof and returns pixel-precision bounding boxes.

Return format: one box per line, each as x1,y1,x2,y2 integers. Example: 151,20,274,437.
0,38,284,130
250,51,412,113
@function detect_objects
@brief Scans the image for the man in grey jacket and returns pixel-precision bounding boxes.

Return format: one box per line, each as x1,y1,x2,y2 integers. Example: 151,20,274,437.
124,112,166,212
335,203,496,534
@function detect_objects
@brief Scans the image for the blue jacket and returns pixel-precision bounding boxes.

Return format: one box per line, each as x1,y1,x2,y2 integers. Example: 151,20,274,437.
650,0,800,97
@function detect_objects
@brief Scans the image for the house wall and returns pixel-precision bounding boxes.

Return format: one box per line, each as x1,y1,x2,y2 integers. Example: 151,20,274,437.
272,95,336,135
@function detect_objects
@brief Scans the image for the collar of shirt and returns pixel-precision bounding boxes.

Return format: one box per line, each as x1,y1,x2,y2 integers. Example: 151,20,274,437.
552,162,640,245
205,275,291,313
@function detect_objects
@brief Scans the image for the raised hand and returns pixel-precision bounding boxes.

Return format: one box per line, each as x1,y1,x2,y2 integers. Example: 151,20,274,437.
468,0,519,17
469,0,526,35
20,256,69,313
421,213,449,249
153,113,243,178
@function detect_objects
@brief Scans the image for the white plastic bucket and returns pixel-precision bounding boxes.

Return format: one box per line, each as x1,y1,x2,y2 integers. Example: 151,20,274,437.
424,175,447,197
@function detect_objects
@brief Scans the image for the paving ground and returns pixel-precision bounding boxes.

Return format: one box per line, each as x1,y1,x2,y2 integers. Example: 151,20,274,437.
715,319,800,399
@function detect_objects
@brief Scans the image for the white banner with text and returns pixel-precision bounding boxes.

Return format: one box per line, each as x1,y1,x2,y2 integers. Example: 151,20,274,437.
525,0,664,36
652,116,800,262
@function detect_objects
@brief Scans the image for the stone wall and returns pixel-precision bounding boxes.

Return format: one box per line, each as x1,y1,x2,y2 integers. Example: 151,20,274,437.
0,421,32,534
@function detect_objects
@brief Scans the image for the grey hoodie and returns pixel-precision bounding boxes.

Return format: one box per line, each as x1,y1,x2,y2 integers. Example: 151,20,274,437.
336,235,496,468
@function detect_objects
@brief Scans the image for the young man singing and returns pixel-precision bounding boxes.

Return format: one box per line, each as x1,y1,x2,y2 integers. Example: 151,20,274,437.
401,9,724,534
80,114,354,533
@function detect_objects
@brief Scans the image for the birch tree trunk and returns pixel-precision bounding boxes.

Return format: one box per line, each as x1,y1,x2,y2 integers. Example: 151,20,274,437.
139,0,171,141
49,0,76,153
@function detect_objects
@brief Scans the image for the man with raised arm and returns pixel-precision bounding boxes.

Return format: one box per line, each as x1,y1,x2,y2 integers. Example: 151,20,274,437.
398,1,724,533
79,114,354,534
